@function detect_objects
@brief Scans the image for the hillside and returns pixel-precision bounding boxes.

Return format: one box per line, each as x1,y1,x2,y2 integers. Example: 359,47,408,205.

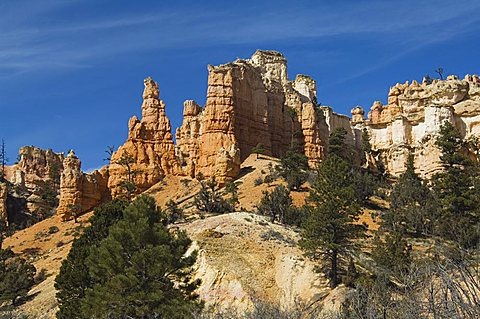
1,154,382,318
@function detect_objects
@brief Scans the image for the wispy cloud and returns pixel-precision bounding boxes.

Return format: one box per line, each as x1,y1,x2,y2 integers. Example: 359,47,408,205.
0,0,479,77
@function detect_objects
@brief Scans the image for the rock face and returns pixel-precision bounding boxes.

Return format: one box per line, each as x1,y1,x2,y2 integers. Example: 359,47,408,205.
0,183,7,226
54,50,480,218
361,74,480,177
57,150,109,221
108,77,179,197
7,146,64,217
176,50,353,181
184,212,329,312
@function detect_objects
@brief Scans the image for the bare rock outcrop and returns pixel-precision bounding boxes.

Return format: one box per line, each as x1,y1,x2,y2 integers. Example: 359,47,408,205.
175,100,203,177
7,146,64,217
0,183,7,226
108,77,179,197
184,212,329,312
365,74,480,177
176,50,352,181
57,150,109,221
55,51,480,219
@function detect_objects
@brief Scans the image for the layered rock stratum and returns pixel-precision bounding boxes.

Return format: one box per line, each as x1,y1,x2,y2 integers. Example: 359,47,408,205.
7,50,480,220
108,77,179,197
359,74,480,177
56,150,109,221
2,146,64,223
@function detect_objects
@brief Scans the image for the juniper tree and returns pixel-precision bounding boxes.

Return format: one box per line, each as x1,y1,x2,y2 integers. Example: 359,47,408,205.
81,195,201,318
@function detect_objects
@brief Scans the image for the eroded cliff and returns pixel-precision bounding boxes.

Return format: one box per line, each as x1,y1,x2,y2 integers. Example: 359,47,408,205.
357,74,480,177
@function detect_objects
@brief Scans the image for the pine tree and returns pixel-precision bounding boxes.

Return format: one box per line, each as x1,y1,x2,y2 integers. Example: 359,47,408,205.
285,106,298,147
385,154,433,236
55,199,127,319
115,150,140,200
0,248,36,305
81,195,201,318
361,128,372,154
330,128,378,204
0,139,7,181
300,150,366,287
371,232,412,275
431,122,480,248
165,199,184,224
224,181,239,209
277,146,308,190
328,128,353,161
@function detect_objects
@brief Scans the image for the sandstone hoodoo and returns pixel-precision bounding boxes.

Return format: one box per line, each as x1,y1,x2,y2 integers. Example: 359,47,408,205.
1,146,64,223
57,150,109,221
51,50,480,220
108,76,179,197
175,50,352,181
363,74,480,177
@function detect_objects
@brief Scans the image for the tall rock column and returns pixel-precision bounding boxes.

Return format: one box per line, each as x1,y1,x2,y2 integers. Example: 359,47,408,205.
57,150,83,221
196,66,240,184
0,183,7,226
108,77,179,197
57,151,109,221
175,100,203,177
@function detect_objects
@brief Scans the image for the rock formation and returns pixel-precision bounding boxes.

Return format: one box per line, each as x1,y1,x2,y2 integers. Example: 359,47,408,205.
57,150,109,221
108,77,179,196
176,50,353,181
51,50,480,219
0,183,7,226
175,100,203,177
184,212,329,312
360,74,480,177
7,146,64,217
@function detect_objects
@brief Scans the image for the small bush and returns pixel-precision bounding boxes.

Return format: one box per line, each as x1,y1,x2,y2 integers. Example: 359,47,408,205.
164,199,184,224
260,230,294,245
48,226,59,234
256,185,304,226
254,177,263,186
35,268,49,284
194,174,233,214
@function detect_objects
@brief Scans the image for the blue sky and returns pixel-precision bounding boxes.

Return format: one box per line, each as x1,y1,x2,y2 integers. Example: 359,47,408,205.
1,0,479,171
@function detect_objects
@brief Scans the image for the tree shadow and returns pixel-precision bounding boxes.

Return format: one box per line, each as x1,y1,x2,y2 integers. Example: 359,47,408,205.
237,166,255,179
